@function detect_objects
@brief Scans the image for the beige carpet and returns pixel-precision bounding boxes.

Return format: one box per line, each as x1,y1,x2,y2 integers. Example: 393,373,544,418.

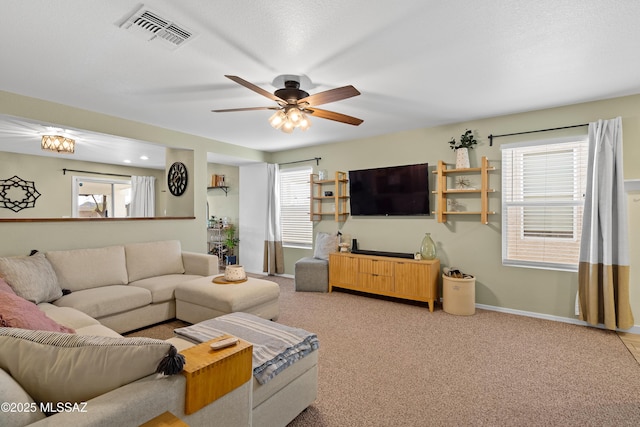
128,275,640,426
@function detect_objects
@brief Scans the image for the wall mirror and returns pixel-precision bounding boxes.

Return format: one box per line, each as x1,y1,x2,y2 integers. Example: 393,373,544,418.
0,114,195,221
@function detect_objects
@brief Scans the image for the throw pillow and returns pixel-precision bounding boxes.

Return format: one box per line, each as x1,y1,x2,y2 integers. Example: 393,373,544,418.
0,253,62,304
0,329,183,404
0,292,75,333
0,277,16,294
313,232,339,260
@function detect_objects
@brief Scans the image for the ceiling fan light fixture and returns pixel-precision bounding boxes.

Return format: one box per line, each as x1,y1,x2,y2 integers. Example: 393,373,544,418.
299,113,311,131
213,75,362,132
286,107,302,126
41,135,75,154
281,120,295,134
269,110,286,129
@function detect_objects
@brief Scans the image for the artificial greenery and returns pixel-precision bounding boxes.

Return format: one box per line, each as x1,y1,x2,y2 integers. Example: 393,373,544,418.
224,224,239,254
449,129,478,150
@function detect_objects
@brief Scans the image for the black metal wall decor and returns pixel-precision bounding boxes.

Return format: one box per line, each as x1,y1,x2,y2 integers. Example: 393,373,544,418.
0,175,42,212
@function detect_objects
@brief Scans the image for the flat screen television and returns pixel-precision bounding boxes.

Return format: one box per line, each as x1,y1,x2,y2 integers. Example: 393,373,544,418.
349,163,430,216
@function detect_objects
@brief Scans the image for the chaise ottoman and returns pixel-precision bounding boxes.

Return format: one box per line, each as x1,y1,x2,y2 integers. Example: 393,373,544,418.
168,312,319,427
175,275,280,324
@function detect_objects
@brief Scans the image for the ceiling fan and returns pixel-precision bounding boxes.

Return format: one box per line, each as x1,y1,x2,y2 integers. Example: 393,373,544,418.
212,75,363,133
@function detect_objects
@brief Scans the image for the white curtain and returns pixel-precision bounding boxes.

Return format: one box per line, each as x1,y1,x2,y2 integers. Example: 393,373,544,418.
263,164,284,274
130,176,156,217
578,117,633,330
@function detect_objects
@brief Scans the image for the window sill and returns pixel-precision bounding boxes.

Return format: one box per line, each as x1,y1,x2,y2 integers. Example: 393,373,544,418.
283,243,312,250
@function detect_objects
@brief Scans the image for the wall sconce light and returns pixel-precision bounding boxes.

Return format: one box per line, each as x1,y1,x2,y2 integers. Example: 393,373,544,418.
41,135,75,154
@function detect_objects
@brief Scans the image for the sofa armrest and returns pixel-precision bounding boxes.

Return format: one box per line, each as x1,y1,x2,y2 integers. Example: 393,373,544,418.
29,375,180,427
29,372,251,427
182,251,219,276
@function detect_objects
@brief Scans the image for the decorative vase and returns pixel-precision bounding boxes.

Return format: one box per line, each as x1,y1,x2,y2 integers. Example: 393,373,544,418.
420,233,437,260
455,148,470,169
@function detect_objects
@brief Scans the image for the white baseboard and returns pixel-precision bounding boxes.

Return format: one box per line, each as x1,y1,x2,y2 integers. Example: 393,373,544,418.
246,270,295,280
475,303,640,335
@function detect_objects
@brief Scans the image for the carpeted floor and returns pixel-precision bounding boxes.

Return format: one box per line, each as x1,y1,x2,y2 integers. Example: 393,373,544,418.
128,275,640,426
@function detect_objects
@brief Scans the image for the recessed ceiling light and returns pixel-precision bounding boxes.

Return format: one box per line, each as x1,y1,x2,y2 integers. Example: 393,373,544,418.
123,159,131,164
140,155,149,160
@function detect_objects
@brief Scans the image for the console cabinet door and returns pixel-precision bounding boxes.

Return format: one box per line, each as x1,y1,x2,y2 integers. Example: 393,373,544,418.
394,262,432,300
329,253,359,287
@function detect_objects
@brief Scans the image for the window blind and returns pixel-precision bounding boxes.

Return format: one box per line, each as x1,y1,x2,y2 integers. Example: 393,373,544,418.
279,167,312,247
501,137,588,271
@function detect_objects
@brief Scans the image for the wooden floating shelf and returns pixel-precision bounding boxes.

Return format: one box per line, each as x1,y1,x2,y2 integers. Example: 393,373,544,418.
432,189,496,194
433,166,496,174
207,186,230,196
311,179,348,184
310,171,349,222
312,196,350,200
433,211,496,215
432,156,496,224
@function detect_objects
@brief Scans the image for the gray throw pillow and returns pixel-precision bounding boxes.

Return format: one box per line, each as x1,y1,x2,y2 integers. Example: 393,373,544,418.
0,253,62,304
313,232,338,260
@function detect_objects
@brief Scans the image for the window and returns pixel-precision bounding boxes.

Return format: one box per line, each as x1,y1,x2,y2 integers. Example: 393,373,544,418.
72,176,131,218
501,137,588,271
279,167,313,247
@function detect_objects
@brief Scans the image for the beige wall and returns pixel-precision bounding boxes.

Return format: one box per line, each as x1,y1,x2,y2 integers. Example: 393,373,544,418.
0,91,269,256
0,152,165,218
271,93,640,321
1,89,638,323
206,163,240,226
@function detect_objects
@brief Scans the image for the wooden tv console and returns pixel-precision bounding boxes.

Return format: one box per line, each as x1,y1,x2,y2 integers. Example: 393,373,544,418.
328,252,440,312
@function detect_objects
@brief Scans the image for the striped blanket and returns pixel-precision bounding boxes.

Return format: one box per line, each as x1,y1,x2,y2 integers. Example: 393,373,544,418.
174,312,319,384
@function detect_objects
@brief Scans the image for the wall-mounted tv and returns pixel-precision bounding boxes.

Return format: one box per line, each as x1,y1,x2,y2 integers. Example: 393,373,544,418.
349,163,430,216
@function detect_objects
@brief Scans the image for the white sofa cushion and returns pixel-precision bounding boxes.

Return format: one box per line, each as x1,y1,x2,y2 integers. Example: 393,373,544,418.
53,285,152,319
0,328,178,404
125,240,185,282
46,246,128,291
0,369,46,425
38,303,101,329
38,304,120,337
74,323,124,337
0,252,62,303
129,274,202,303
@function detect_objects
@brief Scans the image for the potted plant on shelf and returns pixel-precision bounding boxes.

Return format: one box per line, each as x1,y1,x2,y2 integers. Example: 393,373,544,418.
224,224,240,265
449,129,477,169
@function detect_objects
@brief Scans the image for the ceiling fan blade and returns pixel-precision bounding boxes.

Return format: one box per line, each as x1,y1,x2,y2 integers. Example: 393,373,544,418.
224,75,285,104
212,106,280,113
298,85,360,107
306,108,363,126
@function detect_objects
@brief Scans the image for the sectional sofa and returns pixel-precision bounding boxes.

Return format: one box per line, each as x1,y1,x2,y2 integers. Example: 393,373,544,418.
0,240,318,427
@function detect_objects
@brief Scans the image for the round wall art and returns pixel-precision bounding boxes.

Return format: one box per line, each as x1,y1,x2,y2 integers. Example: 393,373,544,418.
0,175,41,212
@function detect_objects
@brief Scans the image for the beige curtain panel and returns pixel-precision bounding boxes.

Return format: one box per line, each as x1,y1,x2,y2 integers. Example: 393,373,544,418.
578,117,633,330
263,164,285,275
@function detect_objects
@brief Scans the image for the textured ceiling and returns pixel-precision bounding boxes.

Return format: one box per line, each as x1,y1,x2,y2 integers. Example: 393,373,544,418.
1,0,640,166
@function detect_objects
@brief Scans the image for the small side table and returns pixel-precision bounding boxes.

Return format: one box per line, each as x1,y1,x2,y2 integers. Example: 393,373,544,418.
180,335,253,415
140,411,189,427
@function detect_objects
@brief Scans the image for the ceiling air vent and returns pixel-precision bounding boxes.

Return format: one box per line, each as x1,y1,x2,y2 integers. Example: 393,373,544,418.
119,6,195,50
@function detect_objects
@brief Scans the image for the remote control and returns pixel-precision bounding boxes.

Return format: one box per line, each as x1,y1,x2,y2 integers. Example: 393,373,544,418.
210,337,239,350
